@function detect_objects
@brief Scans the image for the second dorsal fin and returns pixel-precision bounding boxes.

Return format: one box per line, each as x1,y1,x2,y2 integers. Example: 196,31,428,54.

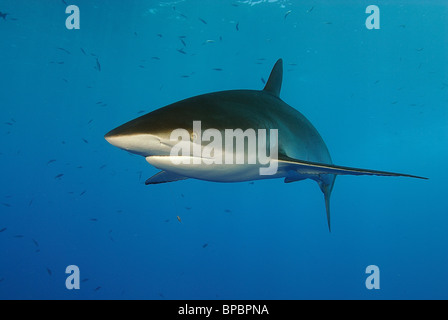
263,59,283,98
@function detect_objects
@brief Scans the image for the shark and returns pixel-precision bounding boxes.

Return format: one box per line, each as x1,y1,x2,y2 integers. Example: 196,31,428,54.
105,59,426,231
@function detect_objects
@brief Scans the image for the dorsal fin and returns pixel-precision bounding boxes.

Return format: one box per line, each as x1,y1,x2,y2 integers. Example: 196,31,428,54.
263,59,283,97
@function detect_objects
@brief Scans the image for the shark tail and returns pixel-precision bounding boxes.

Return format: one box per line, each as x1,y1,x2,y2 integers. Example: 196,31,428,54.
318,177,335,233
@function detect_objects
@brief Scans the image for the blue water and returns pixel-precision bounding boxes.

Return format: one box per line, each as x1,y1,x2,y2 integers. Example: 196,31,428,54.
0,0,447,300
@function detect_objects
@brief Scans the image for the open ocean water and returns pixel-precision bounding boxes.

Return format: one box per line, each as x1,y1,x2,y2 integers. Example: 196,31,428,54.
0,0,447,300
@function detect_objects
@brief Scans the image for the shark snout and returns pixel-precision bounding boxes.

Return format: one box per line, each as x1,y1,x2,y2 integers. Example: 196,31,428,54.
104,130,124,148
104,127,168,157
104,126,129,148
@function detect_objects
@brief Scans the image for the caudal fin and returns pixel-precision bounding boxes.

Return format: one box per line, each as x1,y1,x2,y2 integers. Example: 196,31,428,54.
318,178,335,232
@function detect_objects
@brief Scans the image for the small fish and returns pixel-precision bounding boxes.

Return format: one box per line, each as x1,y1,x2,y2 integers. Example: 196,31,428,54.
157,33,163,38
177,216,182,223
261,77,266,84
202,243,208,249
55,174,64,179
224,209,232,213
80,48,87,55
151,56,161,60
32,239,39,247
2,203,11,207
180,38,186,47
212,68,223,71
0,228,7,233
57,47,71,54
137,110,146,114
87,119,93,124
284,10,292,19
46,268,52,276
181,75,190,78
307,6,314,13
177,48,187,55
198,18,207,25
14,235,24,238
0,11,9,20
47,159,56,165
95,58,101,71
96,101,103,105
90,218,98,222
94,286,101,292
139,65,145,68
185,207,192,210
99,164,107,170
81,278,89,283
82,138,89,144
80,190,86,196
236,22,239,31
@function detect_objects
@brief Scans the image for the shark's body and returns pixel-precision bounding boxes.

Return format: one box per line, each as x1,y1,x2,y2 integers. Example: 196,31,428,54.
105,59,426,231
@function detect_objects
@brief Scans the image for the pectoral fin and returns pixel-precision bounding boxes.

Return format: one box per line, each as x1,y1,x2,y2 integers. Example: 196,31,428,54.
145,171,189,185
278,156,427,180
278,155,427,232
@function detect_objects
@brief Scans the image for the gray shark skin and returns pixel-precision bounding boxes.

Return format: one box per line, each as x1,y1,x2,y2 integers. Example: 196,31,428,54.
105,59,426,231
